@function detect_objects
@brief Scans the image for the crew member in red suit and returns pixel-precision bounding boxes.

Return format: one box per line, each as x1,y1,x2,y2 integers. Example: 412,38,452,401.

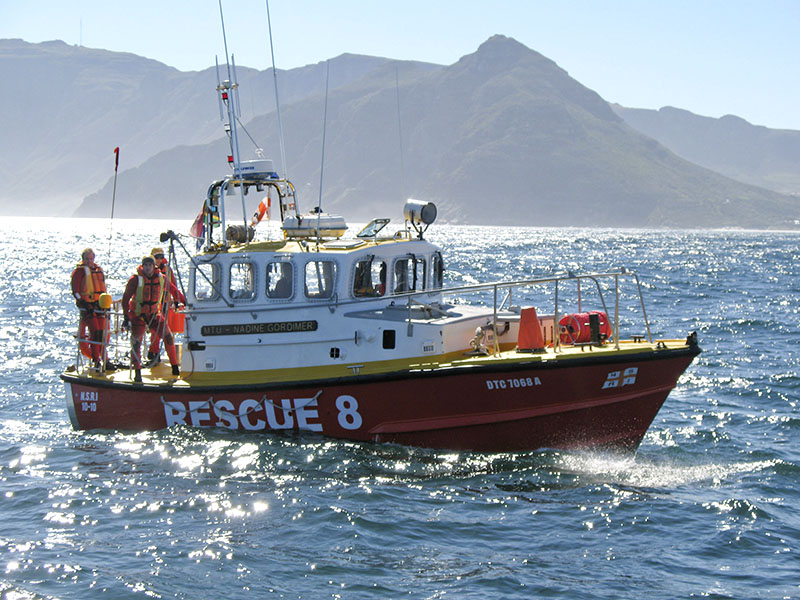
70,247,107,367
122,255,182,383
144,246,184,365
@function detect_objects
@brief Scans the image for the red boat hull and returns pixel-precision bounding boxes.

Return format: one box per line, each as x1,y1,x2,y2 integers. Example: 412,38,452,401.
62,348,699,452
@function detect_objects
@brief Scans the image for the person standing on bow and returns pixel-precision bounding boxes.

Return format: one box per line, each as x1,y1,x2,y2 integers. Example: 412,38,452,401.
144,246,184,366
70,247,107,367
121,255,182,383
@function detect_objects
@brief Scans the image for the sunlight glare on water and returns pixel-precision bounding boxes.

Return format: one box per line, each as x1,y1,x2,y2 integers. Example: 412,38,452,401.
0,218,798,598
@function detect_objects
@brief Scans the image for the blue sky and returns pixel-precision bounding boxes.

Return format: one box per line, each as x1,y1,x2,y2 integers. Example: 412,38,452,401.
4,0,800,130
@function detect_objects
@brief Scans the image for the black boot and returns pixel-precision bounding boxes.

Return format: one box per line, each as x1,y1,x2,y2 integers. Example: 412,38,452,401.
172,365,180,377
134,369,142,383
146,351,160,367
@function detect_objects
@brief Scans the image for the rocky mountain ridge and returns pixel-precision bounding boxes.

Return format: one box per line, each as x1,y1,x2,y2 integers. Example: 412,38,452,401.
4,36,798,228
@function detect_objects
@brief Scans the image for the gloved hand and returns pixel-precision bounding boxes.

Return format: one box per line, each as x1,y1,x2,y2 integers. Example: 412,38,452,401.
121,316,130,331
76,299,90,310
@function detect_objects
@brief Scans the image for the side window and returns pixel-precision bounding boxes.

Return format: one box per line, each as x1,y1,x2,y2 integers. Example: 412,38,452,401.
432,252,444,289
393,256,424,293
266,262,293,299
230,262,255,301
305,260,337,299
393,258,412,294
194,263,219,301
353,258,387,298
415,257,426,291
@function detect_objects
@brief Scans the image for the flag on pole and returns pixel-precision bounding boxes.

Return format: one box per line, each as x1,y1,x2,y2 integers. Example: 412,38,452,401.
190,206,205,239
189,205,206,251
114,147,120,171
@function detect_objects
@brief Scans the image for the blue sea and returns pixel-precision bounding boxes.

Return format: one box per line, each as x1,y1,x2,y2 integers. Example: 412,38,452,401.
1,217,798,599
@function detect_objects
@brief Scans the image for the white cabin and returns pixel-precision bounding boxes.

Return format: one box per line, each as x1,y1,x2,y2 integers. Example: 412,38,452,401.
182,230,523,381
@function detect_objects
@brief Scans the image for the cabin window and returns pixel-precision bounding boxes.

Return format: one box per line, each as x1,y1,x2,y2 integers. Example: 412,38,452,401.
194,263,219,301
393,256,424,294
432,252,444,289
393,258,411,293
229,262,255,301
266,262,293,299
415,257,427,291
305,260,337,299
353,258,387,298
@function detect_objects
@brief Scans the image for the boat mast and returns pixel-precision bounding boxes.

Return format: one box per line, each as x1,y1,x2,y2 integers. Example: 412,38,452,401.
217,0,249,240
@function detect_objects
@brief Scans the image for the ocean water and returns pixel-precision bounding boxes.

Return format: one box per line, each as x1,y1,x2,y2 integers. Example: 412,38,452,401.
0,217,798,599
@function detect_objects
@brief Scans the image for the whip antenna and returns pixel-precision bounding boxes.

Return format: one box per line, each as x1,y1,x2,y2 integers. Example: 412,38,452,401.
265,0,289,185
395,67,407,203
217,0,249,238
315,60,330,249
218,0,232,81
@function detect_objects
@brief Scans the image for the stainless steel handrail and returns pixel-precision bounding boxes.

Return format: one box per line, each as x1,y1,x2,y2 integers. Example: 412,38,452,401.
430,269,651,353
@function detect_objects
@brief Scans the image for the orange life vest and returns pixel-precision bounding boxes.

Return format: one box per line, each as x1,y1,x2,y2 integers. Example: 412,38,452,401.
76,263,106,303
131,272,165,318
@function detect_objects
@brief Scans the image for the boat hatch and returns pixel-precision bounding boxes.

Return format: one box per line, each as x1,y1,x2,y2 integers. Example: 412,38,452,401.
358,218,390,238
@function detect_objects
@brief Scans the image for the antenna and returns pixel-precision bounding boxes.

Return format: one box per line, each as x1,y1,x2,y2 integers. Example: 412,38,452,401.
217,0,249,240
215,57,224,121
218,0,231,81
231,55,242,118
315,60,331,249
265,0,289,184
395,66,407,203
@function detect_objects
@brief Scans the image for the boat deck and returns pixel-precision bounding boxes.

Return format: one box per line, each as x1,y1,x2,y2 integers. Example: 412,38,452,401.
66,338,693,389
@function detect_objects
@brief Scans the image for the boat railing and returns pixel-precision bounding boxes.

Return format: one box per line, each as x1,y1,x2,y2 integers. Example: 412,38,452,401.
179,268,653,353
406,268,653,353
170,266,652,356
70,299,184,375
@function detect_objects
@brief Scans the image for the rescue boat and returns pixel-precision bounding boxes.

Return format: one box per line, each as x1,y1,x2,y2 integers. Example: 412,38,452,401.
60,61,700,453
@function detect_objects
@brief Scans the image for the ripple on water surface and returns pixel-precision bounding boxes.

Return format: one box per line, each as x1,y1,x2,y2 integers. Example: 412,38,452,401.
0,220,799,598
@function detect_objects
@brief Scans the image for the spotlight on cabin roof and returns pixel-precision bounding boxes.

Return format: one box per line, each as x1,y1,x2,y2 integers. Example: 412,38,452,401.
404,199,437,226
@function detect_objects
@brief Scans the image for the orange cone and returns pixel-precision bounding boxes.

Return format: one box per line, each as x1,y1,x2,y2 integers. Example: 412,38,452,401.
517,307,545,351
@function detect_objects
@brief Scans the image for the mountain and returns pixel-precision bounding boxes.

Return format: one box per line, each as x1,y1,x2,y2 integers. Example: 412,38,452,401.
0,39,431,214
72,35,799,228
613,105,800,197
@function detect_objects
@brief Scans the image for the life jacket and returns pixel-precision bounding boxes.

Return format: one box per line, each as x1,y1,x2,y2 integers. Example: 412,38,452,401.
76,262,106,303
132,272,165,318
